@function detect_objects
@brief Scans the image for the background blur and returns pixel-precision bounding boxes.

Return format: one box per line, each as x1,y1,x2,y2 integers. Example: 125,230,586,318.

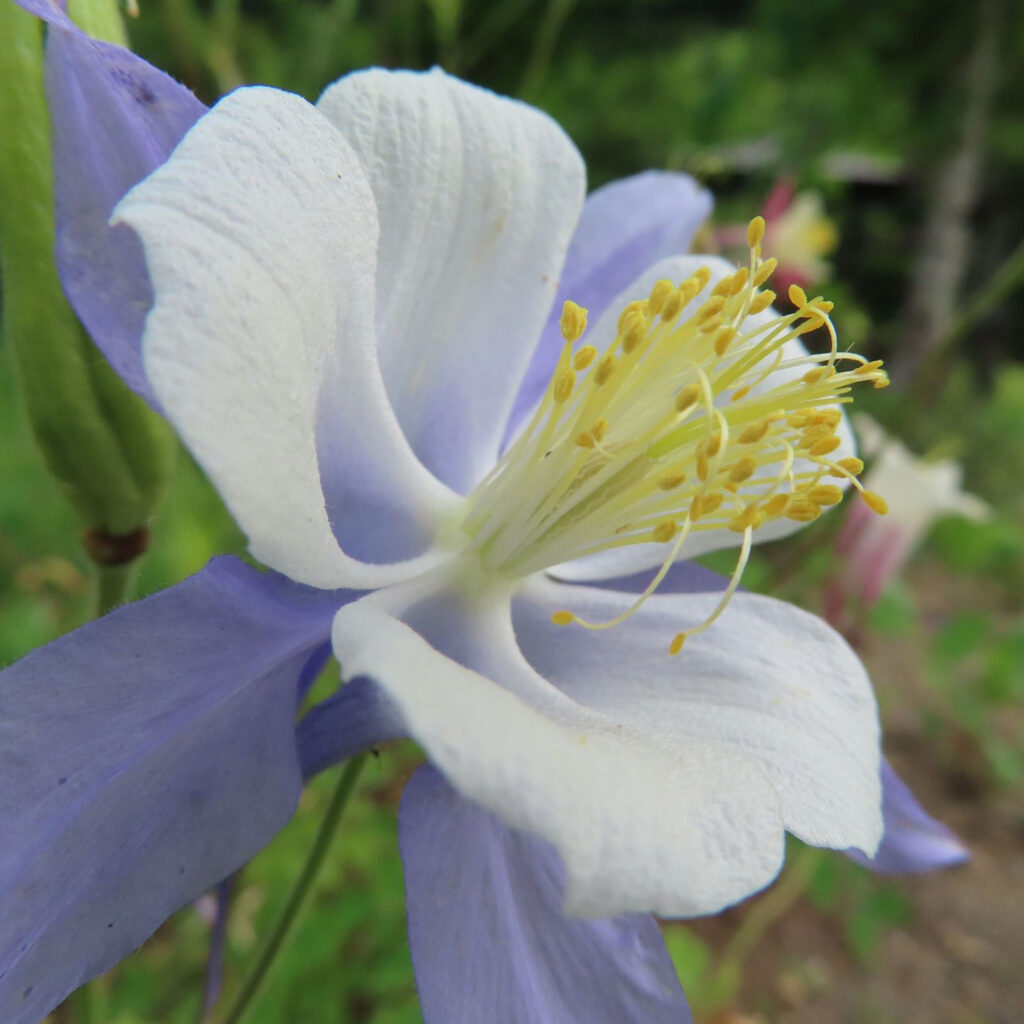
2,0,1022,1022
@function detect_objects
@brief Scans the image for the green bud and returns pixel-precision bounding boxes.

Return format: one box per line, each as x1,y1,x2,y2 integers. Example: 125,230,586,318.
0,1,175,564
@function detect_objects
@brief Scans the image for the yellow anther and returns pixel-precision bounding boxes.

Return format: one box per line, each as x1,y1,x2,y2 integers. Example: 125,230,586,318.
747,216,766,248
575,431,596,448
785,498,822,522
677,280,700,307
748,290,775,314
800,424,834,448
661,289,684,322
802,367,828,385
675,384,701,415
788,283,808,307
705,431,723,457
788,412,812,427
728,456,758,483
862,490,889,515
810,436,842,457
700,315,724,335
594,355,616,386
753,257,778,287
855,359,885,376
814,300,835,314
836,456,864,475
739,419,772,444
592,418,608,442
702,492,724,515
764,494,789,517
669,633,687,656
617,300,647,334
809,409,842,428
731,386,751,402
560,300,588,343
651,519,679,543
809,484,843,506
711,277,733,299
698,296,726,320
729,504,763,532
648,279,675,315
796,314,828,335
553,368,576,404
573,345,598,371
552,610,575,626
622,318,647,353
696,452,709,481
728,267,750,295
873,375,891,390
657,471,687,490
690,493,706,520
694,267,712,290
714,327,737,356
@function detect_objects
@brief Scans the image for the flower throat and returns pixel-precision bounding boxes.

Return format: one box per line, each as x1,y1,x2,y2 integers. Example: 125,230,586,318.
462,217,889,653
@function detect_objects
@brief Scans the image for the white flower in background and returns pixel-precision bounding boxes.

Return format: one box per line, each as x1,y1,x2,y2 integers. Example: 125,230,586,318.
833,414,990,609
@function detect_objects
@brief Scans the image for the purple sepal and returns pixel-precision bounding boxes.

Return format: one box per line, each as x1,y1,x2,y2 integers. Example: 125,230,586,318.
297,676,407,780
507,171,713,442
846,760,969,873
400,765,693,1024
0,558,338,1024
26,2,207,404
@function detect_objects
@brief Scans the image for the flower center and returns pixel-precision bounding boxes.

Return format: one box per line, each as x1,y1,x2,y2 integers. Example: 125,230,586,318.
460,217,889,653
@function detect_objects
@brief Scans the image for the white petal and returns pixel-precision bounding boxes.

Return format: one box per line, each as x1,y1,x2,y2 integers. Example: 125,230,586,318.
332,591,785,919
317,68,586,495
513,577,883,854
549,254,855,583
116,87,456,589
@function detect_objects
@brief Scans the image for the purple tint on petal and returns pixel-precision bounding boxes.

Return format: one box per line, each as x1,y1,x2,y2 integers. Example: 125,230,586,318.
400,765,693,1024
565,559,729,596
296,640,333,705
845,760,969,874
505,171,713,443
44,24,205,403
13,0,74,28
0,558,339,1024
296,676,407,780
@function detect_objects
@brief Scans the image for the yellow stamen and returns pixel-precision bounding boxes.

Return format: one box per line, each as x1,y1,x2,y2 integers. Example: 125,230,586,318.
862,490,889,515
560,300,588,343
747,215,766,248
573,345,598,371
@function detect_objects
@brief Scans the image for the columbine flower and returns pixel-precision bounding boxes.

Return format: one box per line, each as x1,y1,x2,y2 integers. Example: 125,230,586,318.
1,7,968,1022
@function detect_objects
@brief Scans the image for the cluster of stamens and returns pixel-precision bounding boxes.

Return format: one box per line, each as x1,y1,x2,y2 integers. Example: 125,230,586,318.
462,216,889,654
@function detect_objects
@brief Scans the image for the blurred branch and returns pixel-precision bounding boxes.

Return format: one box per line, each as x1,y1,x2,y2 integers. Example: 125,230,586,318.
911,234,1024,405
890,0,1000,386
519,0,578,99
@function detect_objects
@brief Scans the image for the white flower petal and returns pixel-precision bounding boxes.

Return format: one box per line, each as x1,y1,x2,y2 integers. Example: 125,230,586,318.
317,68,586,495
548,254,855,583
513,577,883,855
332,591,785,919
115,87,456,589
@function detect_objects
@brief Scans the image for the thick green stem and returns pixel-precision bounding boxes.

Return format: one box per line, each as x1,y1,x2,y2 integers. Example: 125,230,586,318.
215,756,368,1024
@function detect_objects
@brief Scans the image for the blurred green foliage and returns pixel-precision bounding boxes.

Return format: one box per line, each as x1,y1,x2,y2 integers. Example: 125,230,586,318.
2,0,1023,1022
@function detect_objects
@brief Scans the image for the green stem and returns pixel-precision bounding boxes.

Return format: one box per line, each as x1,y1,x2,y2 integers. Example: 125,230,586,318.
94,563,135,618
216,756,367,1024
708,844,824,1008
